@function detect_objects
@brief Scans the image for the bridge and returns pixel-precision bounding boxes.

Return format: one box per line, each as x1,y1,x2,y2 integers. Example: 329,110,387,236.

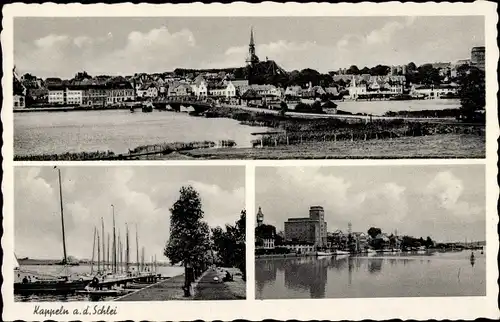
152,97,215,113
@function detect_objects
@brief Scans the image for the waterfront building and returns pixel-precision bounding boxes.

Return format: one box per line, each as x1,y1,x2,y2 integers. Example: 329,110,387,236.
471,46,485,71
66,87,84,105
282,243,315,254
48,86,65,104
349,75,406,99
136,83,158,98
168,83,193,96
107,82,135,104
284,206,328,248
191,78,208,98
257,207,264,227
284,85,302,98
85,86,107,107
410,84,457,99
13,67,26,108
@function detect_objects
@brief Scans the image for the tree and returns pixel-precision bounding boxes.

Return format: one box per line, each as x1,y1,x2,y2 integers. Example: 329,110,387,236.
425,236,435,249
367,227,382,239
164,185,211,297
407,62,417,72
347,65,360,75
457,65,485,122
280,101,288,117
211,210,246,281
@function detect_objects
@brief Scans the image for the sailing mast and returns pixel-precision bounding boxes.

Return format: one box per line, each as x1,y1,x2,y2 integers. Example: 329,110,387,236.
54,166,68,265
141,247,145,272
101,217,105,272
126,224,130,273
107,234,110,272
91,227,96,275
112,205,116,274
97,231,101,273
136,224,139,274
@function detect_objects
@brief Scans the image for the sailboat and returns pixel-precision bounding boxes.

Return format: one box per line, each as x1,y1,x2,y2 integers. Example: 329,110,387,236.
14,167,90,294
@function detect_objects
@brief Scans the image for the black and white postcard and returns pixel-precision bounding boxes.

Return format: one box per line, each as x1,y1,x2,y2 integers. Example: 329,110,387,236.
1,2,498,321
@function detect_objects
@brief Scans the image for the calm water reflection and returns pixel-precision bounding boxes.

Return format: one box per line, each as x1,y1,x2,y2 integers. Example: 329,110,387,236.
255,251,485,299
14,110,270,156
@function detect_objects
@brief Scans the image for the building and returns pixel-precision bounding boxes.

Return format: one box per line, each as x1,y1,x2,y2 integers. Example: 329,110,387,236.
471,46,485,71
257,207,264,227
66,87,84,105
246,27,260,66
48,86,65,104
349,75,406,99
284,206,328,248
107,82,135,104
282,244,315,254
168,83,192,96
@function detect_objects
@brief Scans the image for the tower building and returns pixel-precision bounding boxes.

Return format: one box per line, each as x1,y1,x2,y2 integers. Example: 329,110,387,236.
246,27,260,66
257,206,264,227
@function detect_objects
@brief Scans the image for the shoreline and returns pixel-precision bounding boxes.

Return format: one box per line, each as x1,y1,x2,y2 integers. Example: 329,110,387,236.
14,105,485,160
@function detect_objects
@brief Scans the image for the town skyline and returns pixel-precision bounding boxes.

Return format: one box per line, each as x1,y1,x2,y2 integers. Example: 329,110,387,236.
14,166,245,260
255,166,485,243
14,16,484,79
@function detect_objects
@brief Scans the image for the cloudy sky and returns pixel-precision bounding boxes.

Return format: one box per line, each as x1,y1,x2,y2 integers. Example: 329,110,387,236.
15,166,245,261
14,16,484,78
256,165,485,243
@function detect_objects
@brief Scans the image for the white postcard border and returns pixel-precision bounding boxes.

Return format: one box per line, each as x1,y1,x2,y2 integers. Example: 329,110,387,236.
2,2,499,321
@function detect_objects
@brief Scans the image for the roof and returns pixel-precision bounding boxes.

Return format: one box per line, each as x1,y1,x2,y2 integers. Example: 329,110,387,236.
241,89,262,99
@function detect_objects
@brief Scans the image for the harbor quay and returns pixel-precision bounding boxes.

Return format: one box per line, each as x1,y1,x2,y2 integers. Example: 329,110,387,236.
116,267,245,301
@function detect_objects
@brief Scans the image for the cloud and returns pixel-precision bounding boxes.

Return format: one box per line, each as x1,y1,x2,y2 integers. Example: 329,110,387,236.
15,27,198,78
424,171,484,222
256,166,484,242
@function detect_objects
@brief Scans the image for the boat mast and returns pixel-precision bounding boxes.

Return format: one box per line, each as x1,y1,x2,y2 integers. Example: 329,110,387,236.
91,227,96,274
141,247,145,272
107,233,110,272
136,224,139,273
97,231,101,273
112,205,116,274
55,166,68,265
101,217,105,271
126,224,129,273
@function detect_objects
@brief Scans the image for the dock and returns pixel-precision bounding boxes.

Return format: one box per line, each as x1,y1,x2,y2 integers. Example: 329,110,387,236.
95,273,158,289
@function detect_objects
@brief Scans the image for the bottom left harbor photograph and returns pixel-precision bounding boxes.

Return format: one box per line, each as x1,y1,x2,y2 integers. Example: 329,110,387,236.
12,165,246,302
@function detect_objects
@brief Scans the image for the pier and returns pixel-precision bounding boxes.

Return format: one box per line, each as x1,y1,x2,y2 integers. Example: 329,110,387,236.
94,273,158,290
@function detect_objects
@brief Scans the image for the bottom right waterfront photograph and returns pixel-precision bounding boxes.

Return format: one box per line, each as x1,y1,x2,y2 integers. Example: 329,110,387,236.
254,165,486,299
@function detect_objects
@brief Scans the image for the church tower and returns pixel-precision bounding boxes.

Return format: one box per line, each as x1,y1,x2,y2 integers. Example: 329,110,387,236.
246,27,260,66
256,206,264,227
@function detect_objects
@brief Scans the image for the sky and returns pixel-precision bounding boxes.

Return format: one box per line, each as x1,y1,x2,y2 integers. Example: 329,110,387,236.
14,166,245,262
14,16,485,79
255,165,485,243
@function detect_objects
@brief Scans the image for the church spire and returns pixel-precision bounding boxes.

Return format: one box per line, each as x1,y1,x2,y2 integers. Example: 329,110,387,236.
246,26,259,66
250,27,255,46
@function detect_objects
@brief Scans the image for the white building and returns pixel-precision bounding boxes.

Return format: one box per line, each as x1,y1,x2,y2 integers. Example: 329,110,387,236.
262,238,275,249
66,89,83,105
282,244,315,254
48,89,65,104
191,80,208,98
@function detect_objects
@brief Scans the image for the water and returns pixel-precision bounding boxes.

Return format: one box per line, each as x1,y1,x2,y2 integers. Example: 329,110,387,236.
255,251,485,299
335,99,460,115
14,264,184,302
14,110,270,156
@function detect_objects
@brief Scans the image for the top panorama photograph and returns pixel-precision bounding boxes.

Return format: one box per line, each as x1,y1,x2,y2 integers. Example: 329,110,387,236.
13,16,486,160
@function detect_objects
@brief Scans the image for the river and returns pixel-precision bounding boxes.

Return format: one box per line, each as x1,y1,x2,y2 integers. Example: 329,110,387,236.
14,109,270,156
14,264,184,302
255,250,485,299
335,98,460,115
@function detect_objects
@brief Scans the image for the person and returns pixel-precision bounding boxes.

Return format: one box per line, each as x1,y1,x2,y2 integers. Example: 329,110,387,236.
22,276,28,284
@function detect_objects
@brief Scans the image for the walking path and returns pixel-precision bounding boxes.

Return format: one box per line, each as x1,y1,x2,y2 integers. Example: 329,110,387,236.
193,268,245,300
115,274,186,301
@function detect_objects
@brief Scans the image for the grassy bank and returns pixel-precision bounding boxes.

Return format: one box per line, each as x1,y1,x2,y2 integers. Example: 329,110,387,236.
14,141,221,161
180,134,485,159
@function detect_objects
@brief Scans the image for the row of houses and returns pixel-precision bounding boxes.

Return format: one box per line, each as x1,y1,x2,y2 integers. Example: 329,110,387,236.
348,74,458,100
47,82,135,106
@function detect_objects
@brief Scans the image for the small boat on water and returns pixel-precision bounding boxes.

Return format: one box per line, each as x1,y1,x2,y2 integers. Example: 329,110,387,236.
316,251,334,257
